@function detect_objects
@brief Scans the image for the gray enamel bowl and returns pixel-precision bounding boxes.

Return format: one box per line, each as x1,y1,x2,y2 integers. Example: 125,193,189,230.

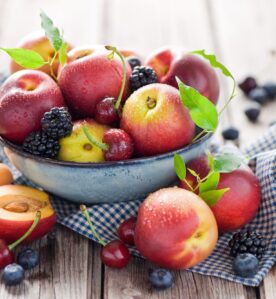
0,134,212,204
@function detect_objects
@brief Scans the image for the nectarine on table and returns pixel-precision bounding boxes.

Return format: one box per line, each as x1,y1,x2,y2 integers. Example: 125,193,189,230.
0,185,56,243
211,169,261,232
135,187,218,269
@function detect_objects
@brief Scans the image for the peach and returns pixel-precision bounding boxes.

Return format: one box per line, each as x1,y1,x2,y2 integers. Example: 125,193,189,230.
58,46,132,118
0,70,66,144
135,187,218,269
0,185,56,243
0,164,13,186
58,119,110,163
120,83,195,156
10,30,72,77
211,169,261,232
146,47,220,104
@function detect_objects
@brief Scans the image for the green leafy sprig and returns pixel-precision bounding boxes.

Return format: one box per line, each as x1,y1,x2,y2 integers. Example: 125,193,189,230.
40,11,68,78
177,50,236,142
173,151,246,206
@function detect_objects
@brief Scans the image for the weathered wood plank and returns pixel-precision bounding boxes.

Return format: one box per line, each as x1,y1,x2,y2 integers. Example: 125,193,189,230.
209,0,276,146
259,266,276,299
0,225,102,299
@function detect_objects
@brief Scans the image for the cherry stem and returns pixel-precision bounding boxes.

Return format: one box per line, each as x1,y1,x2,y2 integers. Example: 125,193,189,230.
183,178,194,192
80,205,106,246
105,46,127,110
49,51,58,81
82,125,109,151
8,211,41,251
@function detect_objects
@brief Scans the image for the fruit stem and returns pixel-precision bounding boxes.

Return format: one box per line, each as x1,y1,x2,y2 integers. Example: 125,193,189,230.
192,129,208,143
49,51,58,81
82,125,109,151
80,205,106,246
218,81,237,116
8,211,41,251
183,178,194,192
105,46,127,110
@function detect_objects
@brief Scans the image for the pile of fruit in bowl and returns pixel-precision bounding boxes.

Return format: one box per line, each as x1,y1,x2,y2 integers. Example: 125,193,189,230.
0,12,268,289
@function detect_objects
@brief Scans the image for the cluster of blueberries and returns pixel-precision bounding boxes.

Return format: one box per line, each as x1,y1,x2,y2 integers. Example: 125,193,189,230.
222,77,276,141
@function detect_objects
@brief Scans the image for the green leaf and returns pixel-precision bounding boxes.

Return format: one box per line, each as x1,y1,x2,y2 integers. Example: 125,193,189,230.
214,152,247,173
174,154,186,180
191,49,237,115
176,77,218,131
188,168,200,179
199,172,220,193
0,48,46,69
40,11,63,51
192,49,234,81
199,188,229,206
59,42,68,66
207,152,215,171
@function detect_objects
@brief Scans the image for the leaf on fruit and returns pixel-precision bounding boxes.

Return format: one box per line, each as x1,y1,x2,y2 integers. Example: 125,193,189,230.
191,49,237,113
187,168,200,179
0,48,46,69
59,42,68,66
213,152,247,173
174,154,186,180
40,11,63,51
199,172,220,194
176,77,218,131
207,152,215,171
192,49,234,82
199,188,229,206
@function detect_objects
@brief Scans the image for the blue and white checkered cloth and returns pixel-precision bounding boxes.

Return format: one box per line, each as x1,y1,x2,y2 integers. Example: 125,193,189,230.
1,125,275,287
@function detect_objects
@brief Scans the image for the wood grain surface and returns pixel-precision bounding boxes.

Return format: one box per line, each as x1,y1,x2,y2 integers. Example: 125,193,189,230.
0,0,275,298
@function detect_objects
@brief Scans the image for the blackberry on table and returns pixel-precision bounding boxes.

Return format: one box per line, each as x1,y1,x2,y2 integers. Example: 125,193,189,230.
41,107,73,139
126,56,141,70
23,132,60,158
229,230,267,258
130,66,158,91
238,77,257,95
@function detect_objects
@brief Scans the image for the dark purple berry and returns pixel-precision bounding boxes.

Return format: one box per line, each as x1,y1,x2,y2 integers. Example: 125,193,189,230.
239,77,257,95
222,127,239,141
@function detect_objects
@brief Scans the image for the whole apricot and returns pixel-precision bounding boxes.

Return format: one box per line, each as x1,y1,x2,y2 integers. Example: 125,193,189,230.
0,164,13,186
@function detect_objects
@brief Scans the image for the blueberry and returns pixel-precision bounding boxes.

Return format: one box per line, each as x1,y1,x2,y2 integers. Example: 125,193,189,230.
239,77,257,95
222,127,239,140
248,88,269,105
263,82,276,99
149,268,173,290
17,248,39,270
126,56,141,70
233,253,259,278
2,263,24,286
244,105,261,122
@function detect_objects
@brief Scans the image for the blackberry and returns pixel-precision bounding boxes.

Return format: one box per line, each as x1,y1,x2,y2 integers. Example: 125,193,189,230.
126,56,141,70
23,132,60,158
41,107,73,139
130,66,158,91
229,230,267,258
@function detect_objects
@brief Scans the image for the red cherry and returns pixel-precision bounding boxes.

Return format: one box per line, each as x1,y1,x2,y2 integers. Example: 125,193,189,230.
103,129,134,161
95,97,119,125
0,239,14,269
118,217,137,245
101,240,130,268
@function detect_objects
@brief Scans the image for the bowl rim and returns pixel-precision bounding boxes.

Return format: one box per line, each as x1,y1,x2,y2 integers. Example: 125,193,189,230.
0,133,212,168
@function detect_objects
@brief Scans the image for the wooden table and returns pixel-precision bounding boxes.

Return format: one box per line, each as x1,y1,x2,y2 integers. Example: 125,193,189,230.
0,0,275,298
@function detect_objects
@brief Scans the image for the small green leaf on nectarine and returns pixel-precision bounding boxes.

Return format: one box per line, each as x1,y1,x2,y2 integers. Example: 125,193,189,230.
199,188,229,207
174,154,186,180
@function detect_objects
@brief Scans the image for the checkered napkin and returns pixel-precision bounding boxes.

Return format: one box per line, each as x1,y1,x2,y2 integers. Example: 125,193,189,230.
1,124,276,287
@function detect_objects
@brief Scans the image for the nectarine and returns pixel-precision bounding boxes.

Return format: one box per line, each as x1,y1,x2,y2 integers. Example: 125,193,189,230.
0,185,56,243
0,164,13,186
135,187,218,269
120,83,195,156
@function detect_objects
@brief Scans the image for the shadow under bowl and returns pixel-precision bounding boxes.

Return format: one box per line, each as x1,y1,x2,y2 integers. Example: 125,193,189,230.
0,133,212,204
